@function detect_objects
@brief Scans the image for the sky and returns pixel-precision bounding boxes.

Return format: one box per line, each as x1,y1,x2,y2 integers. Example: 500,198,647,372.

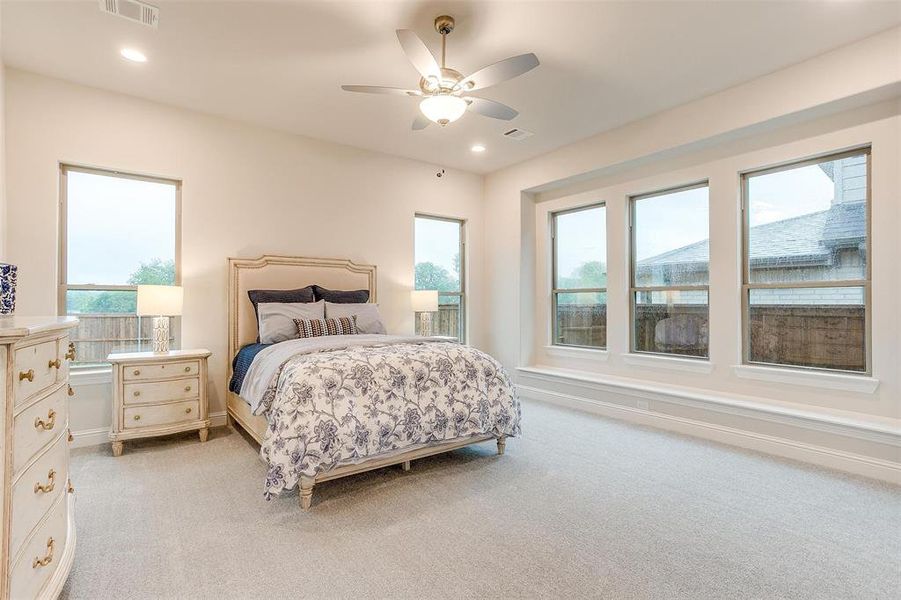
748,163,834,227
414,216,460,274
556,205,605,279
67,170,176,285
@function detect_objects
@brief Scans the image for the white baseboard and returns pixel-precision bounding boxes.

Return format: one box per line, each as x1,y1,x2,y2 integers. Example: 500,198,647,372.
71,411,231,449
516,372,901,485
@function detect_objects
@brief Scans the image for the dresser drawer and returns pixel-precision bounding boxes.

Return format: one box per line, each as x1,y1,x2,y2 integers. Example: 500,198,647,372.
124,360,200,382
14,339,62,406
9,492,70,600
124,377,199,406
13,385,68,473
124,399,200,430
10,433,69,557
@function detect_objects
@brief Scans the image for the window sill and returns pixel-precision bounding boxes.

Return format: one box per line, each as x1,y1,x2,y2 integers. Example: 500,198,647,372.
622,353,713,374
70,367,112,386
544,345,609,362
733,365,879,394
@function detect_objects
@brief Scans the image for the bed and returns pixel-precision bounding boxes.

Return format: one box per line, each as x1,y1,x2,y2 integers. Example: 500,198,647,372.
226,255,520,510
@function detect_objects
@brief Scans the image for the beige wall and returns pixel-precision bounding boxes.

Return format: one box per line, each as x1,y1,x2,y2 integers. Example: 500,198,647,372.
483,28,901,427
4,69,485,433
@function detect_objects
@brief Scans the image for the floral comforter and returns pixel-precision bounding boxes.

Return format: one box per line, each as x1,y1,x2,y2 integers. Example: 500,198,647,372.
243,335,520,498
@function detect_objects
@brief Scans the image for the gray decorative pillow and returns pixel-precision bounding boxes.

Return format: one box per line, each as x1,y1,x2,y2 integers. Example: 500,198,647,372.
257,301,325,344
312,285,369,304
249,286,315,340
325,302,387,335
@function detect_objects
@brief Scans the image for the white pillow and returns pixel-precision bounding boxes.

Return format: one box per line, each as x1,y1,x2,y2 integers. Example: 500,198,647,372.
258,301,325,344
325,302,387,335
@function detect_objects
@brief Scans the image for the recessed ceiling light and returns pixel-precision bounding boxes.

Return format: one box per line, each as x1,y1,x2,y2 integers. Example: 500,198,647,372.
471,144,486,153
120,48,147,63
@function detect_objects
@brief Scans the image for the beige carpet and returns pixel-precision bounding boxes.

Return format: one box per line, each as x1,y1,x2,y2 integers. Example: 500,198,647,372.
60,400,900,599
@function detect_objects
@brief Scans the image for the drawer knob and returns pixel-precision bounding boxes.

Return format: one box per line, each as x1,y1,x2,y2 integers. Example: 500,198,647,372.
133,390,141,397
133,369,141,376
19,369,34,382
68,384,75,397
133,414,141,421
34,409,56,431
184,366,191,373
34,469,56,494
185,407,192,414
185,385,192,392
48,359,61,369
32,538,54,569
65,342,77,361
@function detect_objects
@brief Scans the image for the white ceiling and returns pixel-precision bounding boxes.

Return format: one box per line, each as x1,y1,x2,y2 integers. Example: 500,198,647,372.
2,1,899,174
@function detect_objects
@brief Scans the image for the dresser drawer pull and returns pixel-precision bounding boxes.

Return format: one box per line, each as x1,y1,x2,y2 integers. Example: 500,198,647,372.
133,390,141,397
133,369,141,376
68,384,75,397
34,469,56,494
185,407,192,414
65,342,77,361
185,385,192,392
48,359,62,369
19,369,35,382
184,366,192,372
34,409,56,431
32,538,54,569
133,414,141,421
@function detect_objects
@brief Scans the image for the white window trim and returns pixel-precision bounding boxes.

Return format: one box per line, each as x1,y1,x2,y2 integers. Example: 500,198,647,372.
544,345,609,362
623,352,714,374
732,364,879,394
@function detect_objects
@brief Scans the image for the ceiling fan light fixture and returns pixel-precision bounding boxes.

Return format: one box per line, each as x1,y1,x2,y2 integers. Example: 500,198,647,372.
419,95,467,126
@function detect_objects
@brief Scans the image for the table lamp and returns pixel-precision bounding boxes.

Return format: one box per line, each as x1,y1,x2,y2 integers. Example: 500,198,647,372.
411,290,439,336
137,285,183,353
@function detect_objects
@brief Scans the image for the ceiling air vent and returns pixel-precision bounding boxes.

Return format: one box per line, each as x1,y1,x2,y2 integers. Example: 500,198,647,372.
503,128,534,141
99,0,159,29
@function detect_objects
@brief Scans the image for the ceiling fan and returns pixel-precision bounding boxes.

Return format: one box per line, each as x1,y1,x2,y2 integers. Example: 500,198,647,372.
341,15,539,130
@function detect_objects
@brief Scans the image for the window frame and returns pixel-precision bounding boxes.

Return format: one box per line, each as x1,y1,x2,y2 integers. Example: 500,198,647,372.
629,180,710,359
413,213,466,342
58,164,183,365
550,202,607,349
740,147,872,375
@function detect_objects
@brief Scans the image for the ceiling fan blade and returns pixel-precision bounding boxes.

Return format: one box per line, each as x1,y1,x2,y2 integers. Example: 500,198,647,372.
341,85,422,97
412,114,431,130
456,53,539,92
465,97,519,120
396,29,442,81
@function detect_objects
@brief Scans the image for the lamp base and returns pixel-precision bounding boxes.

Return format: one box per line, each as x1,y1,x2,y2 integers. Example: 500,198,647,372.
151,316,170,353
418,312,433,337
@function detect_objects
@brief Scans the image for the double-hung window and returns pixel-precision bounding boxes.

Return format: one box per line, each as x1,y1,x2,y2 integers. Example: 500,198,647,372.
630,183,710,358
742,148,870,373
551,204,607,348
414,214,465,341
59,165,181,367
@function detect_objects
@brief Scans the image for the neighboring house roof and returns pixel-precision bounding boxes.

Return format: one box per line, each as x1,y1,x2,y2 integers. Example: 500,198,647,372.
638,203,865,270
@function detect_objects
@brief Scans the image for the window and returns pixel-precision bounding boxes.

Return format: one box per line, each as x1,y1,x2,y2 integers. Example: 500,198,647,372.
414,215,465,340
551,204,607,348
742,149,870,373
59,165,181,366
630,183,710,358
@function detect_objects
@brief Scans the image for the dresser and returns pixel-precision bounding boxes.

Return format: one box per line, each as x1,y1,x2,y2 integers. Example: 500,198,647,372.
0,316,79,600
108,349,211,456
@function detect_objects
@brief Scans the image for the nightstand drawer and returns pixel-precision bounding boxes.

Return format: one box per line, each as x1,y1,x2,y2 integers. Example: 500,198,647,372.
124,360,200,382
14,339,61,406
124,377,200,405
10,432,68,557
124,399,200,429
13,385,68,473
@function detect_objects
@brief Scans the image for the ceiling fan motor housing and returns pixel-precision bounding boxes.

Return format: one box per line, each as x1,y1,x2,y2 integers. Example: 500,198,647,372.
419,67,463,94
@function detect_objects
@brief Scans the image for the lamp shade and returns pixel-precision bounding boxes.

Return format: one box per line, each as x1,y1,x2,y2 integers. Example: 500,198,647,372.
137,285,183,316
411,290,439,312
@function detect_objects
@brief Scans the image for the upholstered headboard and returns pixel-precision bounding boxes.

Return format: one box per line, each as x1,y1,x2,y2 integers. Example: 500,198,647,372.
226,255,377,366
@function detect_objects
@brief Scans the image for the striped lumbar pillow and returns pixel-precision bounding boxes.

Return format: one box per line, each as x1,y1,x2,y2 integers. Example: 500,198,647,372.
293,316,358,338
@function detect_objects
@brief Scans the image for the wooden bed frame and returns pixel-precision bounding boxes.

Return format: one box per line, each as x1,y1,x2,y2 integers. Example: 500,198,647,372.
226,255,503,510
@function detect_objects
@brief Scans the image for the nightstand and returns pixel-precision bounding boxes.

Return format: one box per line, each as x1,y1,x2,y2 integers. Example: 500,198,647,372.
107,349,211,456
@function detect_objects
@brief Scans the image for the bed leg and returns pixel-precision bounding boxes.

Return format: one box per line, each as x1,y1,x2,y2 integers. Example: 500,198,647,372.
401,460,411,472
497,436,506,456
299,476,315,511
